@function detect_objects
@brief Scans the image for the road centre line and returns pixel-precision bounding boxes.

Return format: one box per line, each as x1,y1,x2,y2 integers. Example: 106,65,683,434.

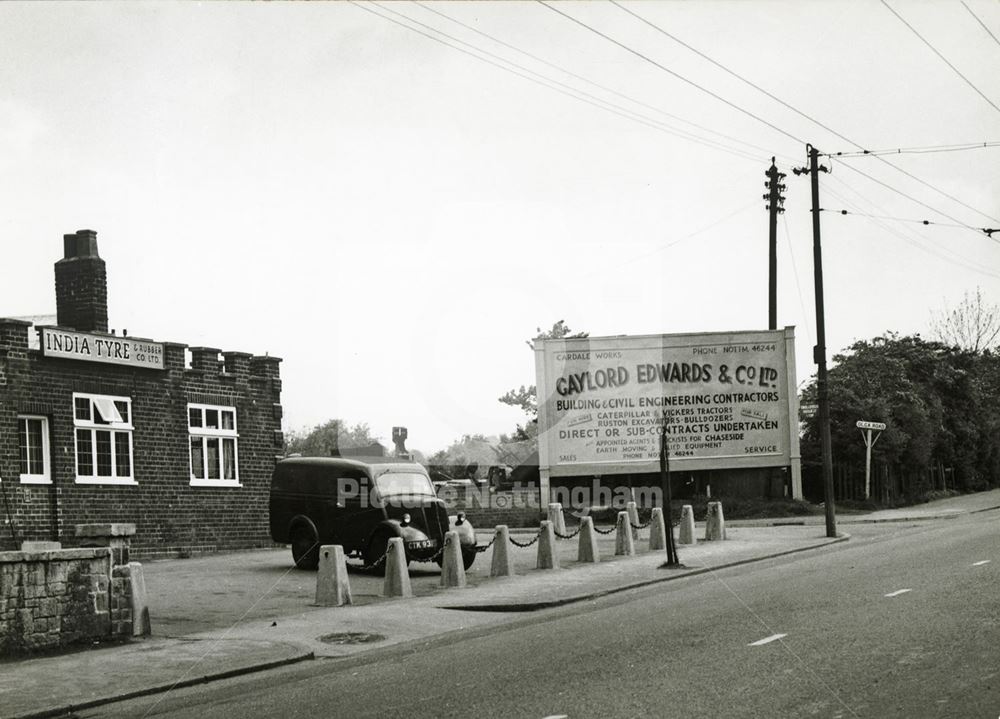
884,589,912,597
972,560,991,566
748,633,787,646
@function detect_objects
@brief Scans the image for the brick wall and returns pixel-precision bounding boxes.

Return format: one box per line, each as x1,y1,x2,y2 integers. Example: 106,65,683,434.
0,320,283,556
440,485,544,529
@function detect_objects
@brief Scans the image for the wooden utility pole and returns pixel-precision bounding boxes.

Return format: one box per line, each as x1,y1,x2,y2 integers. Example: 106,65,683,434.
794,145,836,538
764,158,786,330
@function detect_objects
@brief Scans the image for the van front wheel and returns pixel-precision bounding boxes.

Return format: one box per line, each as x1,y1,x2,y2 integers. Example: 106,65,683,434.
291,525,319,570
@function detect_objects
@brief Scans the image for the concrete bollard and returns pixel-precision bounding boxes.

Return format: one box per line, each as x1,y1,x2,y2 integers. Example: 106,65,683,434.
439,531,467,588
536,520,559,569
626,501,640,541
316,545,353,606
679,504,696,545
705,501,727,541
382,537,412,598
648,507,667,551
547,503,567,535
490,525,516,577
577,516,600,563
614,511,635,556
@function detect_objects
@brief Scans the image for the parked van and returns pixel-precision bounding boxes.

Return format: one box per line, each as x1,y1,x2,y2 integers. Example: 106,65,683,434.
269,456,477,571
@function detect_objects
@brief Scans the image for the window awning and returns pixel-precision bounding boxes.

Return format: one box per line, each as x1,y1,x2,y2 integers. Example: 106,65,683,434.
93,397,124,424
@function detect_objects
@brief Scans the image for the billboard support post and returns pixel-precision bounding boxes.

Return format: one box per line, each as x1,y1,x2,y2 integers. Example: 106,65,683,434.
659,412,680,566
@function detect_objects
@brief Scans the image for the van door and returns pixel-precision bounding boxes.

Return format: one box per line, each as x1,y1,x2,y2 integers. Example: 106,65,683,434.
310,465,346,544
333,468,384,552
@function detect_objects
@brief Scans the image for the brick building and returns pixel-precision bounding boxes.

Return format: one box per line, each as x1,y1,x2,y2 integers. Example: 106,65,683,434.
0,230,283,556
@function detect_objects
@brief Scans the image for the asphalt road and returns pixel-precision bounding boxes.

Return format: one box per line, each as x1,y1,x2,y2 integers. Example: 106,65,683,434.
88,512,1000,719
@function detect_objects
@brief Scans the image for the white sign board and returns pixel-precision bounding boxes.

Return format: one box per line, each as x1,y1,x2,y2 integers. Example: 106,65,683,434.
535,328,800,477
39,327,165,370
856,420,886,431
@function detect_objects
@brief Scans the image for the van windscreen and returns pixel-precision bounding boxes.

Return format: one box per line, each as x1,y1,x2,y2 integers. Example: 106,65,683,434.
375,472,435,497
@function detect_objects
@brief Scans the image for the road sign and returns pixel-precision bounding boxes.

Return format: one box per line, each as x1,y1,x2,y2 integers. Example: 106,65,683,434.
856,420,886,499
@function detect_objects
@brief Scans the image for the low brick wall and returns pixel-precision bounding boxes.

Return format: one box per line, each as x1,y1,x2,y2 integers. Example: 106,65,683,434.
0,546,146,655
444,486,545,529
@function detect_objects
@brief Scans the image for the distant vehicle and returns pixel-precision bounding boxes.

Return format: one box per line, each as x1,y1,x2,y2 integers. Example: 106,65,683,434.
269,456,477,571
486,458,540,493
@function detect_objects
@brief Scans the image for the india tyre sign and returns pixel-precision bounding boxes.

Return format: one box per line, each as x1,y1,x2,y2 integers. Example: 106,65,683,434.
39,327,165,370
535,328,800,477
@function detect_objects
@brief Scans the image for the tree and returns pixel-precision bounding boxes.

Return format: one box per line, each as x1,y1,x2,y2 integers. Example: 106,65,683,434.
285,419,377,457
799,333,1000,499
425,434,496,479
931,287,1000,352
498,320,589,440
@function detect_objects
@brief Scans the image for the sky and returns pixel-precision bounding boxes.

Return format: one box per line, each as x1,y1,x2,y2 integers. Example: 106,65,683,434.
2,1,999,455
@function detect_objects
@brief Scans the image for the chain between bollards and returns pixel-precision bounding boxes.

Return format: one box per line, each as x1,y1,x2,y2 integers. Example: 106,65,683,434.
359,547,391,572
553,526,582,540
409,546,447,564
508,529,543,548
473,536,496,554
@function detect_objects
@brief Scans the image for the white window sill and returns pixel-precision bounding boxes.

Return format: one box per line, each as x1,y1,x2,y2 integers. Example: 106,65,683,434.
190,479,242,488
19,476,52,485
75,477,138,486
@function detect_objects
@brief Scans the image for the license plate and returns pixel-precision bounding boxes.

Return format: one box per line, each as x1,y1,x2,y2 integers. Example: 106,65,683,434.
406,539,437,550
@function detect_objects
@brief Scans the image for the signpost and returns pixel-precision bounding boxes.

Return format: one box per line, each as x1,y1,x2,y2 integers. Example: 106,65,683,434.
856,420,886,499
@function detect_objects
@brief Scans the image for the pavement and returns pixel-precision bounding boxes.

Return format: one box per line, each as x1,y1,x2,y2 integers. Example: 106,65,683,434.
4,488,999,719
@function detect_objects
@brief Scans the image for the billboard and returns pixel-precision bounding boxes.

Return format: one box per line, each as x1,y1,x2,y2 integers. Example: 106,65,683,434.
535,328,800,480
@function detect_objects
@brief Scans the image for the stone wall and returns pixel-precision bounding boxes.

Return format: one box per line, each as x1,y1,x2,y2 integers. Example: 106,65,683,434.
0,545,146,655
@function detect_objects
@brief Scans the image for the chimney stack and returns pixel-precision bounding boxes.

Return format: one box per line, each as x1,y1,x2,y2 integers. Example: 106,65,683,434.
54,229,108,332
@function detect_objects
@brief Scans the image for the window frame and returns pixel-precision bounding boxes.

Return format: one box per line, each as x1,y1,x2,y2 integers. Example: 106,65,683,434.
17,415,51,484
187,403,241,487
72,393,136,485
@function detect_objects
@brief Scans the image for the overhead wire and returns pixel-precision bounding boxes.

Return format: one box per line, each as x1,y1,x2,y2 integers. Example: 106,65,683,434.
818,208,972,230
824,141,1000,157
822,174,1000,279
351,1,766,163
780,212,814,343
411,1,787,163
962,1,1000,50
575,195,760,283
881,0,1000,116
834,161,999,240
536,1,806,146
609,0,1000,225
822,184,998,279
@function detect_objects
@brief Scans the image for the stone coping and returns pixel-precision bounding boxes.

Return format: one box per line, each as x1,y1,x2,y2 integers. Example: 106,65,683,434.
74,523,136,538
0,547,111,563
